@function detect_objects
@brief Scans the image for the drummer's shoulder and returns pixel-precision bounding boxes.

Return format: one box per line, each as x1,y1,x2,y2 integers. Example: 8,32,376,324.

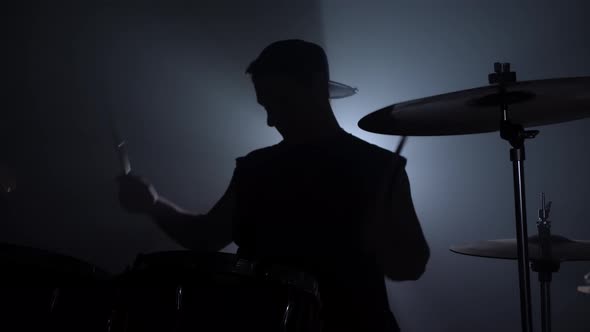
344,133,399,159
235,143,282,166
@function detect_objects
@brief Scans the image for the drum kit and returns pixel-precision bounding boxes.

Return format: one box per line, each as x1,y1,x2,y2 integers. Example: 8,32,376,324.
1,63,589,332
0,244,321,332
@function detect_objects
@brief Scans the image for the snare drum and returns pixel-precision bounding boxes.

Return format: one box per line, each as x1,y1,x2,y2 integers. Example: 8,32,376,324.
0,243,112,332
111,251,321,332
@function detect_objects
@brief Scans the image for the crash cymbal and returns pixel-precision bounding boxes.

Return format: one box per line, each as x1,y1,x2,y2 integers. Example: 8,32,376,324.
329,80,358,99
359,77,590,136
450,235,590,262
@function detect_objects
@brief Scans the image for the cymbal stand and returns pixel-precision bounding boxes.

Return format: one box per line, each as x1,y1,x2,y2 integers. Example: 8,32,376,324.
532,193,559,332
490,62,539,332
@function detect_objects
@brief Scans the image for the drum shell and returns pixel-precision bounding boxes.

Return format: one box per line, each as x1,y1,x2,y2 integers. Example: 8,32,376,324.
0,244,113,332
110,251,321,332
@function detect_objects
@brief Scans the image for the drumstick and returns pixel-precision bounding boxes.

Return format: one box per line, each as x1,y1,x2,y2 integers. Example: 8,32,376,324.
389,136,408,187
112,123,131,175
373,136,409,213
100,77,132,176
105,101,131,175
394,136,407,155
366,135,410,239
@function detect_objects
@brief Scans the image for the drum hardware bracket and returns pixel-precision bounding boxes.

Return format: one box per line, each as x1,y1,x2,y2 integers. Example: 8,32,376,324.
500,121,539,151
494,62,539,150
492,61,535,332
537,192,552,227
534,192,556,332
489,62,517,86
531,256,560,332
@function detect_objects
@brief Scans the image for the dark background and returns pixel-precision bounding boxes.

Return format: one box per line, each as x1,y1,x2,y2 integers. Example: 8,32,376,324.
4,0,590,331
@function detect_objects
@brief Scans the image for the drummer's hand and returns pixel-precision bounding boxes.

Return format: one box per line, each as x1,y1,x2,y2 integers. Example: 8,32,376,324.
117,173,159,215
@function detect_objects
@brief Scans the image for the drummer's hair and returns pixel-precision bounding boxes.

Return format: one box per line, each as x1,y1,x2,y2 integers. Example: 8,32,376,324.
245,60,328,85
245,39,330,86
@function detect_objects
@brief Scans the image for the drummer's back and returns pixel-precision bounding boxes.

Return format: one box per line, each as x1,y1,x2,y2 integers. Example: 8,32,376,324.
233,131,400,331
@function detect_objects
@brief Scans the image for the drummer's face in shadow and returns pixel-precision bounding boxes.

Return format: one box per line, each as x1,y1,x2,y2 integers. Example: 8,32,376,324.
253,75,325,139
255,75,303,134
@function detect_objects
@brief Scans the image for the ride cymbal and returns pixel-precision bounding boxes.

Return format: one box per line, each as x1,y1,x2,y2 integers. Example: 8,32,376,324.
329,80,358,99
359,77,590,136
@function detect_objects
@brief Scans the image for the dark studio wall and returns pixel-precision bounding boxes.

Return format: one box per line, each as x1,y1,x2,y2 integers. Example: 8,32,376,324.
7,0,324,267
4,0,590,331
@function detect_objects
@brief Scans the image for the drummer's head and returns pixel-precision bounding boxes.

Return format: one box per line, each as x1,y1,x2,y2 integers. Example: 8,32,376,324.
246,40,332,130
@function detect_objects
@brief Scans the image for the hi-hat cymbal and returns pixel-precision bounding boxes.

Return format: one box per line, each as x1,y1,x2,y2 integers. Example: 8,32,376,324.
358,77,590,136
450,235,590,261
329,80,358,99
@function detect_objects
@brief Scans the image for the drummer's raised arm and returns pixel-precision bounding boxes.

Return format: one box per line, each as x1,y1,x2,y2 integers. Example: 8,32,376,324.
365,168,430,281
150,180,236,252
